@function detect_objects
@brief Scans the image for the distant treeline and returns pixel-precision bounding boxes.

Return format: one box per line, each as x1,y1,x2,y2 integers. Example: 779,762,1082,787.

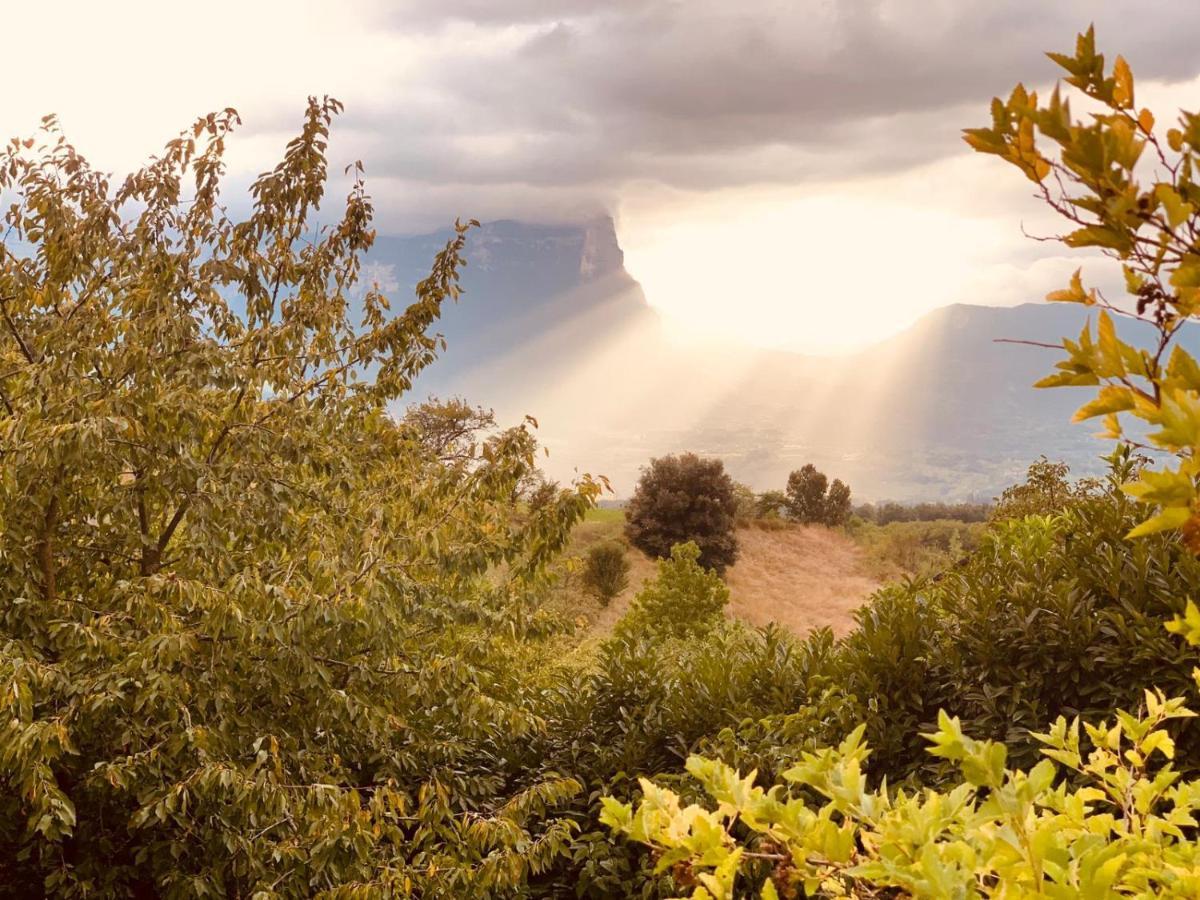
853,500,991,525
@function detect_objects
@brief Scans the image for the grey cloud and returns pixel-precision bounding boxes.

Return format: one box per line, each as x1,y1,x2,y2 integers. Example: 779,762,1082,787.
330,1,1200,228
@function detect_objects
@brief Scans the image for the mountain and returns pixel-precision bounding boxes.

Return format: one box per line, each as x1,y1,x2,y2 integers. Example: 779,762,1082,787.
370,218,1162,501
363,218,658,401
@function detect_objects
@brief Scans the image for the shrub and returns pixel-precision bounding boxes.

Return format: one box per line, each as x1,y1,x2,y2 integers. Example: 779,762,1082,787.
855,500,992,525
848,518,982,580
625,453,739,573
582,541,630,606
615,542,729,641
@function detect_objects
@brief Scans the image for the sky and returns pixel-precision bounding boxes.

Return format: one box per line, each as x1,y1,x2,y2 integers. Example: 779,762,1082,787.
8,0,1200,352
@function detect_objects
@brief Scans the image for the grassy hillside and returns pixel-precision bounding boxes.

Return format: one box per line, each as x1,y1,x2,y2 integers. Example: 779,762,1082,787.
563,512,877,638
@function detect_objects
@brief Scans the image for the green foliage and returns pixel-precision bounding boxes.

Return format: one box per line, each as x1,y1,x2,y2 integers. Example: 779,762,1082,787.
626,453,740,574
583,541,631,606
0,103,602,896
847,518,982,580
605,688,1200,898
784,465,852,527
605,29,1200,896
754,490,788,520
966,27,1200,547
830,450,1200,779
616,543,730,641
731,482,758,523
991,455,1103,522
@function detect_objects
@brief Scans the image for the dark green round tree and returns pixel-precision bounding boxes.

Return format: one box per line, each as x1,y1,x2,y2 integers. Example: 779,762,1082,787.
624,453,739,573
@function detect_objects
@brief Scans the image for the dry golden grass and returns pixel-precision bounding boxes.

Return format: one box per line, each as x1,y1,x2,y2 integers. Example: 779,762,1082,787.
724,523,878,636
567,516,878,640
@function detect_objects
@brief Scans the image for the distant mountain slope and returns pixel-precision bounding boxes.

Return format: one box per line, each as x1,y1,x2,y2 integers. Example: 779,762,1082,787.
375,218,1178,500
689,302,1154,500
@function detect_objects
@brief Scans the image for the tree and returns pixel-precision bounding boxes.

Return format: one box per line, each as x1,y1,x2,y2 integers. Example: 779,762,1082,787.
614,542,729,640
991,456,1103,521
582,541,631,606
785,464,828,522
785,465,852,526
624,453,739,573
964,25,1200,547
403,395,497,467
0,101,600,895
755,489,788,519
731,481,758,521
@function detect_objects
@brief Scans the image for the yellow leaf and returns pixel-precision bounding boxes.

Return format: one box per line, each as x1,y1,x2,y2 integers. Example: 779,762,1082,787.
1113,55,1134,108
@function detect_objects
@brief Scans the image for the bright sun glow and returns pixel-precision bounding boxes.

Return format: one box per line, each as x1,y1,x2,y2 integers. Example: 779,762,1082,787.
619,173,1026,355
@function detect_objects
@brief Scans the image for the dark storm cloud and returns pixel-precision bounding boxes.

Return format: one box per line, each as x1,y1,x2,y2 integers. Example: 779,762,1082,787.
343,0,1200,225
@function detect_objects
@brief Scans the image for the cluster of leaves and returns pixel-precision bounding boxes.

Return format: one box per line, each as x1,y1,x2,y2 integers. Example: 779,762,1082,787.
614,543,729,642
964,26,1200,547
604,684,1200,898
846,517,982,580
0,103,602,896
625,453,740,574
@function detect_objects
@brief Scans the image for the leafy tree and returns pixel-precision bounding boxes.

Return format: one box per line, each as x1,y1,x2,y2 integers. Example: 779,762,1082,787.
785,465,852,526
755,489,788,519
785,464,828,522
0,101,600,896
823,478,852,527
731,481,758,521
402,395,497,467
990,455,1106,522
965,25,1200,547
856,500,992,525
624,453,739,573
582,541,630,606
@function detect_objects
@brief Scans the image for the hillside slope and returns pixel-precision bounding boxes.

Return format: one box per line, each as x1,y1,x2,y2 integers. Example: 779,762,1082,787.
724,524,878,636
575,519,877,638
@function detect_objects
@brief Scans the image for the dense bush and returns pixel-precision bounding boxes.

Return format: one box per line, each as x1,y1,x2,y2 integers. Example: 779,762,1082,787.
625,453,740,573
582,541,630,605
847,517,982,580
990,455,1102,521
615,542,729,641
754,489,788,519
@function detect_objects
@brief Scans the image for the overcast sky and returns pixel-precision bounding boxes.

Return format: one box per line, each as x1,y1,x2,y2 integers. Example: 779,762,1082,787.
8,1,1200,350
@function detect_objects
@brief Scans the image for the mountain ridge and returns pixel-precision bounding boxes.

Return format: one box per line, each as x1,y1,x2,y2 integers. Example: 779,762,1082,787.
368,218,1166,500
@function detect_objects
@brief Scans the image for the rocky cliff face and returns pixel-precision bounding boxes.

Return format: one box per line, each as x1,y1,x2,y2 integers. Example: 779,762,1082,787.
364,216,657,401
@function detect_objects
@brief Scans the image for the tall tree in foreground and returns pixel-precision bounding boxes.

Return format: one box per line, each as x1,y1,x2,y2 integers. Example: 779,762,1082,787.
0,102,599,896
624,452,739,573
